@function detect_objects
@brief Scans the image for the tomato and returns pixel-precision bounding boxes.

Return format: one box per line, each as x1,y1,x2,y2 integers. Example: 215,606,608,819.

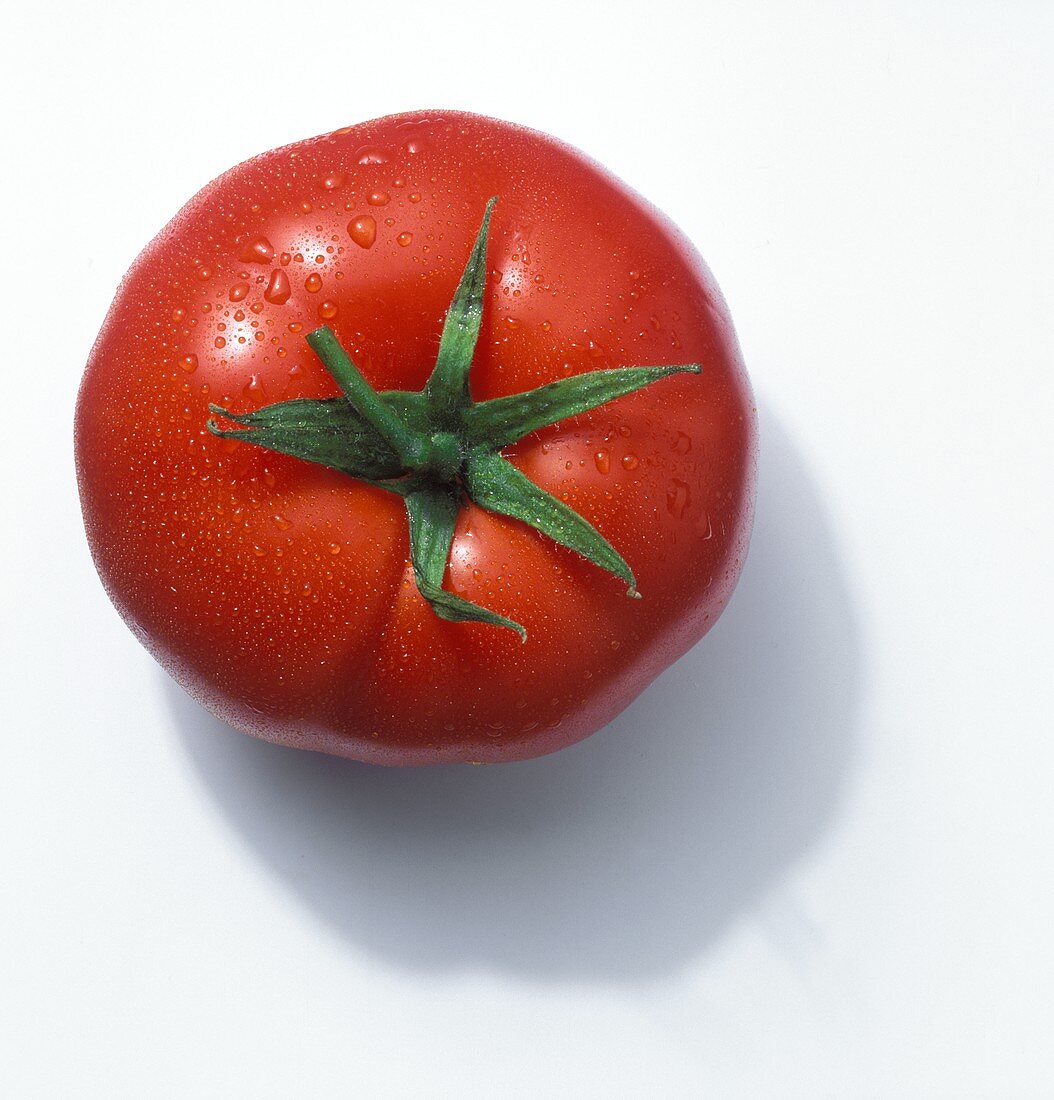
75,110,756,766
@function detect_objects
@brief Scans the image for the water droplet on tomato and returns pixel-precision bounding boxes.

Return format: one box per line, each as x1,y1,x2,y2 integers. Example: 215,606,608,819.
264,269,291,304
288,321,303,333
172,307,186,323
672,431,692,454
348,215,376,248
621,453,639,470
594,450,610,474
305,272,322,293
244,374,266,399
666,479,690,518
196,267,212,281
318,301,337,319
320,173,345,190
367,190,390,206
272,513,292,531
238,236,275,264
409,192,422,204
229,282,249,302
397,232,413,247
179,353,198,373
354,146,389,165
214,336,226,349
328,542,341,555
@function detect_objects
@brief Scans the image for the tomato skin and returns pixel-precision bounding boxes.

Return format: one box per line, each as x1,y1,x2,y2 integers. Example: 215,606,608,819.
75,110,756,765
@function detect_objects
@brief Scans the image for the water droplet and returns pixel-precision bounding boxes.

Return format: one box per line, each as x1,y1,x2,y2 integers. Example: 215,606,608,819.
229,282,249,302
299,200,313,214
672,431,692,454
354,146,389,165
541,320,552,332
348,215,376,248
264,269,291,304
272,513,292,531
252,545,265,557
305,272,323,293
666,479,690,518
238,237,275,264
397,232,413,247
318,301,337,319
288,321,303,333
196,266,212,281
409,192,422,204
367,190,390,206
214,336,226,349
172,307,186,323
320,172,345,190
594,450,610,474
178,353,198,373
621,454,639,470
328,542,341,555
244,374,266,398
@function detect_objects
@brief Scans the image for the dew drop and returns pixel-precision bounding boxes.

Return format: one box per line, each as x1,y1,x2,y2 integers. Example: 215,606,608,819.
196,267,212,281
238,237,275,264
288,321,303,333
621,453,639,470
172,307,186,323
666,479,691,518
214,336,226,349
594,450,611,474
328,542,341,555
178,353,198,373
320,173,345,191
409,192,422,204
318,301,338,319
348,215,376,248
367,190,391,206
244,374,267,398
305,272,323,293
355,146,389,165
229,282,249,302
272,513,292,531
264,269,291,305
397,232,413,247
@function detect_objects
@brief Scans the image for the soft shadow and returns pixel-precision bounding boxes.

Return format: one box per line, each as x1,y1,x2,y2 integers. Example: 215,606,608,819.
165,409,861,980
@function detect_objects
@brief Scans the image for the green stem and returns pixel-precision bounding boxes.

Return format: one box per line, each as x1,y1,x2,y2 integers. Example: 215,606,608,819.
306,326,428,468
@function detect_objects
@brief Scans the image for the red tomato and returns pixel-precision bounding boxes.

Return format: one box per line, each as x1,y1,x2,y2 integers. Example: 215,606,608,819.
75,111,756,765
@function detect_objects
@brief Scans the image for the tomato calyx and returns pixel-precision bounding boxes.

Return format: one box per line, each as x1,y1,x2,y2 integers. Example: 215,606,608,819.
208,197,700,639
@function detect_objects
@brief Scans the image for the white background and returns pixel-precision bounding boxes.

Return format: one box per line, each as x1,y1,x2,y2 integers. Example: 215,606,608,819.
2,1,1052,1096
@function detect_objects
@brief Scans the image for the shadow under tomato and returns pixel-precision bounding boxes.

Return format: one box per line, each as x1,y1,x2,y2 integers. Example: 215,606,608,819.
165,408,861,980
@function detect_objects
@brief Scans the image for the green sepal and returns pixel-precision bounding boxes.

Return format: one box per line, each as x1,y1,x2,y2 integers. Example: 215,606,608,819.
463,363,701,449
206,391,428,485
423,197,498,428
463,449,638,595
405,487,527,639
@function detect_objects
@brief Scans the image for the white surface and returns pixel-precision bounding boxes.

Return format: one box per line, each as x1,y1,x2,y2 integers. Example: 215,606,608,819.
3,1,1052,1096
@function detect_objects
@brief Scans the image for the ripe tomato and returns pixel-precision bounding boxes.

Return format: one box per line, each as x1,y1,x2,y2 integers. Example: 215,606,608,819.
75,110,756,765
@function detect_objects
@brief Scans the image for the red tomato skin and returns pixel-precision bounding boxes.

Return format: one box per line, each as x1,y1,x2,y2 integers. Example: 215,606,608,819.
75,111,757,765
